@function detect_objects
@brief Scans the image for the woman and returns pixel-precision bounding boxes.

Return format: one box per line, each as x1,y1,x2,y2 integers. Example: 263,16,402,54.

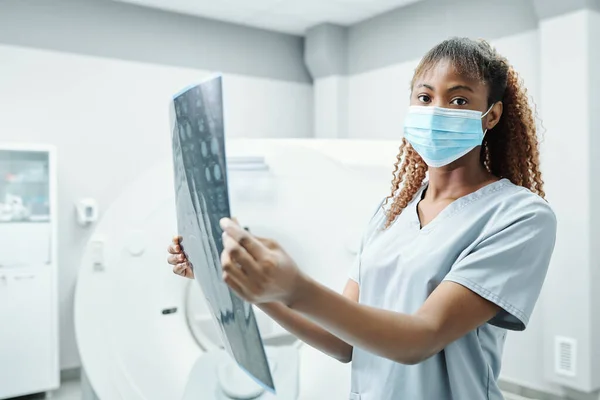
167,37,556,400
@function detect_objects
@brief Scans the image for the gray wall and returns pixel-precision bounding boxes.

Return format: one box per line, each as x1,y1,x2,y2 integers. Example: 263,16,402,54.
348,0,538,75
532,0,600,19
0,0,311,83
344,0,600,76
305,24,348,79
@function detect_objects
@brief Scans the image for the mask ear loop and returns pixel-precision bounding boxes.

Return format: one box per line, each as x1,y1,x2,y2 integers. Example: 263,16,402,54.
481,103,495,135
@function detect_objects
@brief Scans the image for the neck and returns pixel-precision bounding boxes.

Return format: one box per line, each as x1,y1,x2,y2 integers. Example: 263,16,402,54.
426,153,494,201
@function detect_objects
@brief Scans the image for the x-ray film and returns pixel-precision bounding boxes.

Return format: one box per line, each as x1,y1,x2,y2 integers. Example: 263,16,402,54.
169,76,275,392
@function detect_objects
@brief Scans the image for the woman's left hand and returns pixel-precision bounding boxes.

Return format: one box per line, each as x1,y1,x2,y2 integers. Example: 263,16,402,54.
219,218,303,305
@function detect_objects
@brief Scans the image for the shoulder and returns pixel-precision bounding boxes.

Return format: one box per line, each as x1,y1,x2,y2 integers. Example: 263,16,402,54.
491,180,557,234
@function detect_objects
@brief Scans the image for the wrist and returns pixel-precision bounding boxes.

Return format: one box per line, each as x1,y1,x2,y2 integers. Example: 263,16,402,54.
256,302,283,312
285,272,313,309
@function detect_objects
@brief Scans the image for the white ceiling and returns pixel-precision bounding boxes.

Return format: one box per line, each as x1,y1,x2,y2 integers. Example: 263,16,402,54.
114,0,422,35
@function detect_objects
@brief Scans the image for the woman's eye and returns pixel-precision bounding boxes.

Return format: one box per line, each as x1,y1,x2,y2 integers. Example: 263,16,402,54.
451,98,468,106
417,95,431,103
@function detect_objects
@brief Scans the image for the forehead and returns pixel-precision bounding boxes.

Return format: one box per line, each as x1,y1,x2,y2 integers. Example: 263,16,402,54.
413,59,486,92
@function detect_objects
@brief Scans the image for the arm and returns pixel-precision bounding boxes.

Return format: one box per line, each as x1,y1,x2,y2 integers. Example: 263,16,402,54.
218,221,497,365
288,277,498,365
168,238,357,362
190,195,557,368
281,205,556,364
217,233,361,363
257,279,359,363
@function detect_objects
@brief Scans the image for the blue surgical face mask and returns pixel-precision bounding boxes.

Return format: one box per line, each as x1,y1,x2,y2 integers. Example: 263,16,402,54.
403,104,494,168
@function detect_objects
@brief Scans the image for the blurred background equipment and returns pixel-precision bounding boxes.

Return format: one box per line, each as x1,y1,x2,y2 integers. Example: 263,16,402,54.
75,139,396,400
0,145,59,399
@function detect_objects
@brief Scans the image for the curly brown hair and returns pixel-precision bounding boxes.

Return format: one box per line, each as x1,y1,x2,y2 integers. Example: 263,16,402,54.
384,37,545,227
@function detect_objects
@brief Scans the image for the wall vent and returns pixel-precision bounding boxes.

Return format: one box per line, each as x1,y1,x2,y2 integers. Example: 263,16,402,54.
555,336,577,377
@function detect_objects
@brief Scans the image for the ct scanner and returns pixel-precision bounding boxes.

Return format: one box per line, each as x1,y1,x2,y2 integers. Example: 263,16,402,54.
75,139,400,400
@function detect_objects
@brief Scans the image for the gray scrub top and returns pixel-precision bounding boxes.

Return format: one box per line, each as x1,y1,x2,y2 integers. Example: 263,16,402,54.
348,179,557,400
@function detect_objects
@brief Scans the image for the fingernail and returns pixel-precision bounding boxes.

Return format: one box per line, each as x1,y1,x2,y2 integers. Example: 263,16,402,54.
220,218,231,229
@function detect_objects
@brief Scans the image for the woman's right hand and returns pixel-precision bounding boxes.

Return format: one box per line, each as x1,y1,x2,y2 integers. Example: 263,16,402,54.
167,236,194,279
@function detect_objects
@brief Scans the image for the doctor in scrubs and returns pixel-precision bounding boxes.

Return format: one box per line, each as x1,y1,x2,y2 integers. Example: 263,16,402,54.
168,37,556,400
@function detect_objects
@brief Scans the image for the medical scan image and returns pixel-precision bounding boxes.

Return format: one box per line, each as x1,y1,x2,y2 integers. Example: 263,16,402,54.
169,76,274,392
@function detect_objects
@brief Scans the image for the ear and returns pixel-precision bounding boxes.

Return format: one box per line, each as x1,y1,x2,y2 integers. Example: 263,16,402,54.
485,102,503,131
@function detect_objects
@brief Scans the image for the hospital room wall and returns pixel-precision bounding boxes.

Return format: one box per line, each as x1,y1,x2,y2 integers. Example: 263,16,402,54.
0,43,312,370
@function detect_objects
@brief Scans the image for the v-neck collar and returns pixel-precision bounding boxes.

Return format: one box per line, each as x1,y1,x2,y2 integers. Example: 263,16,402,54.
410,178,511,233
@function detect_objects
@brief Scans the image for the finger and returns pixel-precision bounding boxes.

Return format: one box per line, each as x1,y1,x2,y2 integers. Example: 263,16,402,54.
221,241,265,299
183,263,194,279
229,217,251,232
167,254,178,265
172,236,182,245
222,233,263,278
167,243,181,254
220,218,269,260
173,262,189,276
173,263,184,274
255,236,278,250
223,271,252,302
220,242,265,293
220,247,248,283
167,253,186,265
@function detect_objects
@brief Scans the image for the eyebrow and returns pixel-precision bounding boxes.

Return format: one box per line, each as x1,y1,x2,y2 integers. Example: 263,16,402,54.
448,85,474,93
417,83,435,91
416,84,474,93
